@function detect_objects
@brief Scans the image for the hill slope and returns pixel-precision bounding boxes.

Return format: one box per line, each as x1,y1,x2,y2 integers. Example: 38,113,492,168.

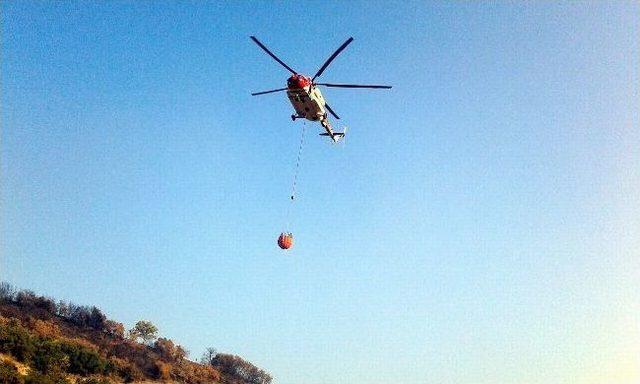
0,283,272,384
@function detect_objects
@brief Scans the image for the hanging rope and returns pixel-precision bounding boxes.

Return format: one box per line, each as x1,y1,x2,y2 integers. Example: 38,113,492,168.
290,121,307,201
284,121,307,231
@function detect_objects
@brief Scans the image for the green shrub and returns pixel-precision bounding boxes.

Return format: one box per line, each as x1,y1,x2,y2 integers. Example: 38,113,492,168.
0,321,37,362
0,321,110,378
32,340,69,375
59,341,108,375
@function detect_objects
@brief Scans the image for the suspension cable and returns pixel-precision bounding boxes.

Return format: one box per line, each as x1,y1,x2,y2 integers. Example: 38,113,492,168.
290,121,307,201
284,122,307,231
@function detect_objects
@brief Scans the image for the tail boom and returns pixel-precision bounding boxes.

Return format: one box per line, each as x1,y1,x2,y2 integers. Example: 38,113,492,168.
320,117,346,142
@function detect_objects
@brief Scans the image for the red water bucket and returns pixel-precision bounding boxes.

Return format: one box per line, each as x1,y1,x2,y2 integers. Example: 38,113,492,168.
277,232,293,250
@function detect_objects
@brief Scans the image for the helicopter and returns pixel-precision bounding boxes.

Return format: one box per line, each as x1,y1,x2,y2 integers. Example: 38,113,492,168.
250,36,391,142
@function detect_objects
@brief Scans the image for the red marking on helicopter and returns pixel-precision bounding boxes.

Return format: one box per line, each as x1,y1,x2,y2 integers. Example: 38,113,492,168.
287,75,310,90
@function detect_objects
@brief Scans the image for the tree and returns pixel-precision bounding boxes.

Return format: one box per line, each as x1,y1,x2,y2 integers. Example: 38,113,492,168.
68,304,91,327
153,338,177,361
104,320,125,339
211,353,272,384
15,290,37,307
56,301,70,318
0,282,16,302
129,320,158,344
14,290,56,316
200,347,217,366
87,307,106,331
175,345,188,362
154,338,189,362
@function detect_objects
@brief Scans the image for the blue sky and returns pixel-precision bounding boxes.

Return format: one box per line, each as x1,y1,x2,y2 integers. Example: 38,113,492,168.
2,2,639,383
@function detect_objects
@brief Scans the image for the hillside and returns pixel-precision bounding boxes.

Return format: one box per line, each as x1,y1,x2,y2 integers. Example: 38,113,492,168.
0,283,272,384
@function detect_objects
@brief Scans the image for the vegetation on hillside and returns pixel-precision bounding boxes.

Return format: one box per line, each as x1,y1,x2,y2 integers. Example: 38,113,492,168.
0,282,272,384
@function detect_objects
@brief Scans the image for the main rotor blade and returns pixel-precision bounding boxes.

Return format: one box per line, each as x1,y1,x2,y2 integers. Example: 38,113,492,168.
250,36,297,75
316,83,392,89
324,103,340,120
312,37,354,81
251,87,288,96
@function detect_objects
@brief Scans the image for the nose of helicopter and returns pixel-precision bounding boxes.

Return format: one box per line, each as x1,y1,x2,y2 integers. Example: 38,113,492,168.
287,75,310,89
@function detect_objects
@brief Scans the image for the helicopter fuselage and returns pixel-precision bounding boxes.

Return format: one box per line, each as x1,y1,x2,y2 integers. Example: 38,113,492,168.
250,36,389,142
286,74,342,142
286,74,326,121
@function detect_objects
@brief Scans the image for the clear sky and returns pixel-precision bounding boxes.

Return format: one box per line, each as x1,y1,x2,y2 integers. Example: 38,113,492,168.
2,2,639,383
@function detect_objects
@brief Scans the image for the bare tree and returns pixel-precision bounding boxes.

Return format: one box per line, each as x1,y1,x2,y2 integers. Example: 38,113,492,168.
200,347,217,365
